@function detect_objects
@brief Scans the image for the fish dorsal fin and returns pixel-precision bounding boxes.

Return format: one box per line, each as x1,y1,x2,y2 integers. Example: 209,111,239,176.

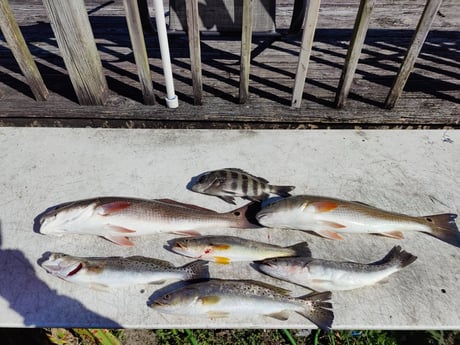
380,231,405,239
97,201,131,215
227,168,269,184
316,230,344,240
266,311,289,321
103,235,134,247
157,199,215,212
126,256,174,267
246,280,291,295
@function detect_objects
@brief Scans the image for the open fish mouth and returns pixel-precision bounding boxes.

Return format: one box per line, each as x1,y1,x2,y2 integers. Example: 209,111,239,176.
41,255,84,277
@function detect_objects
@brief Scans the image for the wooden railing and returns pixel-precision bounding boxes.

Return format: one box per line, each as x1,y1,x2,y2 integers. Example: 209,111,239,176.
0,0,444,110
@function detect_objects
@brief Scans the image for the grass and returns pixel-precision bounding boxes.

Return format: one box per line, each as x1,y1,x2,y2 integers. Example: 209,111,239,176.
1,329,459,345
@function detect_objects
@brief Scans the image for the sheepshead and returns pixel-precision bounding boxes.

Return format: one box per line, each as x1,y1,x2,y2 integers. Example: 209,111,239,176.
168,235,311,264
39,252,208,289
190,168,295,204
150,279,333,330
256,195,460,247
39,197,260,246
256,245,417,291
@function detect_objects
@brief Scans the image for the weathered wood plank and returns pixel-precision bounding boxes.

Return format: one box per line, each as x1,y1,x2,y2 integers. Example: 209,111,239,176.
239,0,254,103
0,0,48,101
123,0,155,105
384,0,443,109
42,0,108,105
335,0,374,108
291,0,321,108
185,0,203,105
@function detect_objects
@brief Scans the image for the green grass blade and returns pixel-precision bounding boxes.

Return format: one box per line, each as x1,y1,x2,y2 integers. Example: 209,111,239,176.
281,329,297,345
185,329,198,345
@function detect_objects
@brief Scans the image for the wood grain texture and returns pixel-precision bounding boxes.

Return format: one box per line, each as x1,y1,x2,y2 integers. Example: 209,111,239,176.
185,0,203,105
239,0,253,103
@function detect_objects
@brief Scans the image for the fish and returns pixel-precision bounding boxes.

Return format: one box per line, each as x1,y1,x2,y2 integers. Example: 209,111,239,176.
39,252,209,289
38,197,260,246
256,245,417,291
168,235,311,264
150,279,333,330
256,195,460,247
190,168,295,204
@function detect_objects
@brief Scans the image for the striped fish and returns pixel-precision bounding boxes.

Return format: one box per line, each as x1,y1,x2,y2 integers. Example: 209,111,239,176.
190,168,295,204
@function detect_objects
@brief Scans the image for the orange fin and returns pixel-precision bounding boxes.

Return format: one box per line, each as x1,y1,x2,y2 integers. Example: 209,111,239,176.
312,201,338,212
109,225,136,233
380,231,405,239
214,256,231,264
173,230,202,236
316,230,344,240
212,244,231,250
97,201,131,215
320,220,346,229
104,235,134,246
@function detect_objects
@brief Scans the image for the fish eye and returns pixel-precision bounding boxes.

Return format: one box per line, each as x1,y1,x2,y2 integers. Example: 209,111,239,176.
163,294,170,300
233,211,241,216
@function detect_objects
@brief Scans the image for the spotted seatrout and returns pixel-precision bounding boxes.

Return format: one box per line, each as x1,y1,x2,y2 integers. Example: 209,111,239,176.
190,168,295,204
168,235,311,264
256,195,460,247
39,253,209,289
256,245,417,291
150,279,334,330
38,197,260,246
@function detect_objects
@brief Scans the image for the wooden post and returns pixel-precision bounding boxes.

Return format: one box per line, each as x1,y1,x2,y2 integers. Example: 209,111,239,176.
384,0,442,109
335,0,374,108
291,0,321,108
0,0,48,101
239,0,253,104
42,0,108,105
123,0,156,105
185,0,203,105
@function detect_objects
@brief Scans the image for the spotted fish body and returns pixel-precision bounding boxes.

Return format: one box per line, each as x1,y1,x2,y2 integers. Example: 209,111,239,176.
40,253,209,289
256,195,460,247
191,168,295,204
257,245,417,291
150,279,334,330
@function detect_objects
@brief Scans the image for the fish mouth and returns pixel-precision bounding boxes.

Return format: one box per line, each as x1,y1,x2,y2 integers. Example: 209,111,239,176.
174,241,187,250
41,254,83,277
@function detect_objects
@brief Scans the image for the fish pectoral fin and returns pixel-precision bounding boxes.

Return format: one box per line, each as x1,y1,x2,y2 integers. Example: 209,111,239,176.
213,256,231,264
173,230,202,237
97,201,131,215
380,231,405,239
199,295,221,305
148,280,166,285
108,225,136,233
319,220,346,229
104,235,134,247
311,201,339,212
89,283,110,291
207,311,229,319
266,311,289,321
316,230,344,240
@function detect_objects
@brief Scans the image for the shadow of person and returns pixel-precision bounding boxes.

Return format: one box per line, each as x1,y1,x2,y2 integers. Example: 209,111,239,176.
0,221,121,327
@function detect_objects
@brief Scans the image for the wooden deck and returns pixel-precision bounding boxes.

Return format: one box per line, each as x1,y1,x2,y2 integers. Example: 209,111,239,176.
0,0,459,128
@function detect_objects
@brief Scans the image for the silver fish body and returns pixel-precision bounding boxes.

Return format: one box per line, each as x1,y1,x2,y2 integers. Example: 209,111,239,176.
191,168,295,204
150,279,333,330
168,235,311,264
256,195,460,246
40,252,208,288
257,246,417,291
39,197,259,246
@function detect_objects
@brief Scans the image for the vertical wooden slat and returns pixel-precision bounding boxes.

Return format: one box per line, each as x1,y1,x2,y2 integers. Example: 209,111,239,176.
335,0,374,108
123,0,156,105
291,0,321,108
384,0,442,109
239,0,253,104
0,0,48,101
185,0,203,105
137,0,154,32
42,0,108,105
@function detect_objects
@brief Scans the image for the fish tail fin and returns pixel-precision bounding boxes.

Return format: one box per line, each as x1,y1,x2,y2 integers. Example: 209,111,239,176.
228,202,262,228
378,245,417,268
422,213,460,247
269,185,295,197
297,291,334,331
287,241,312,257
182,260,209,280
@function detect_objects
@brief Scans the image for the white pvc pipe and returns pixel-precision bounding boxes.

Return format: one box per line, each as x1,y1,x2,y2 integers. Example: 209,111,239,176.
153,0,179,108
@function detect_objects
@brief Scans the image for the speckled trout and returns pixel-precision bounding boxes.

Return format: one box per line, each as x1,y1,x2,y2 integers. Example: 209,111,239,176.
38,197,260,246
40,253,209,289
256,195,460,247
150,279,334,330
190,168,295,204
168,235,311,264
256,245,417,291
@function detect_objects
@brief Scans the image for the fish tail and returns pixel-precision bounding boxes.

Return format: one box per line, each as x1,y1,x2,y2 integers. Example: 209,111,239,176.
287,241,312,257
182,260,209,280
269,185,295,197
296,291,334,331
228,202,262,228
378,245,417,268
422,213,460,247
